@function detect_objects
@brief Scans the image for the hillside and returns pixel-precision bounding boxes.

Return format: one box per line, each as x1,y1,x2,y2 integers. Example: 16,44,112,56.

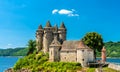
0,47,28,56
97,41,120,57
105,41,120,57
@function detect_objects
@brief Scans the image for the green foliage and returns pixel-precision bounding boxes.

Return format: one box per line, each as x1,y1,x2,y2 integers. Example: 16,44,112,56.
103,41,120,57
42,62,81,71
82,32,104,51
13,52,81,72
27,40,36,55
82,32,104,59
0,47,28,56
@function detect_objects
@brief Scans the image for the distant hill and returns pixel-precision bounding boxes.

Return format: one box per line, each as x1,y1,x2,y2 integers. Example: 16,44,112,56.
0,41,120,57
97,41,120,57
0,47,28,56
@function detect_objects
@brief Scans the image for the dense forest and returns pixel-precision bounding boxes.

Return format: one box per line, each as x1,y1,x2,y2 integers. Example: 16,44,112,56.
0,41,120,57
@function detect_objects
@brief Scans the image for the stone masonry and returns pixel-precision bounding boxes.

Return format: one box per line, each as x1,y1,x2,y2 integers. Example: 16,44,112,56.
36,21,94,67
36,21,66,53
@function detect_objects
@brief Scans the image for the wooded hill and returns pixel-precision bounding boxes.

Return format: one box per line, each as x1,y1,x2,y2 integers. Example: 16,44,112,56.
0,41,120,57
0,47,28,56
97,41,120,57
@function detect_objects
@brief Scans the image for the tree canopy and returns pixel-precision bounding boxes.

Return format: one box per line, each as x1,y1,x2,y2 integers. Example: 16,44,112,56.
82,32,104,59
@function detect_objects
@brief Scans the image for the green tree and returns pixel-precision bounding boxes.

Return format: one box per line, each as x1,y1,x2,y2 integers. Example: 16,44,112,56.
27,40,36,55
82,32,104,59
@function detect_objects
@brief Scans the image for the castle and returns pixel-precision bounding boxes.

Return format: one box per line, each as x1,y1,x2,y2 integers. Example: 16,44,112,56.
36,21,94,67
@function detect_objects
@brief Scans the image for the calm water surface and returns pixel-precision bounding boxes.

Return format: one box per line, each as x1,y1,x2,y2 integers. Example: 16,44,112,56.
0,57,19,72
97,58,120,65
0,57,120,72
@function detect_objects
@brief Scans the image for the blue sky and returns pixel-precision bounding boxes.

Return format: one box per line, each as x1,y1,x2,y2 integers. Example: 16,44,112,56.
0,0,120,48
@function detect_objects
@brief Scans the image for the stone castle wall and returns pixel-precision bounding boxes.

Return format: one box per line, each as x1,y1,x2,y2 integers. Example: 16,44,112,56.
60,51,77,62
43,29,53,53
36,21,94,67
36,21,66,53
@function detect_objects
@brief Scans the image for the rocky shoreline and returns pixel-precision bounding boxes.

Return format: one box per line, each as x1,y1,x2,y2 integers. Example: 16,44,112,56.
5,68,31,72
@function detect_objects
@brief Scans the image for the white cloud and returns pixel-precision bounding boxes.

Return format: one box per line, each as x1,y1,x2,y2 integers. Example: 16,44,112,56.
58,9,73,15
52,9,58,14
52,9,79,17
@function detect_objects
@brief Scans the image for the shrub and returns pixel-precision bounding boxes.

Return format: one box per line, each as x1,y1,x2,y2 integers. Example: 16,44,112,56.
13,52,81,72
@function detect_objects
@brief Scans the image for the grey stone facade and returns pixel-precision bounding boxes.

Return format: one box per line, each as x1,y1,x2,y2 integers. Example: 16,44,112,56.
36,21,66,53
36,21,94,67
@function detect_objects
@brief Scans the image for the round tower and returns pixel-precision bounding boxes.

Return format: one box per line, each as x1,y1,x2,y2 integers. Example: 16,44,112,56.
36,25,43,51
101,46,106,63
43,21,53,53
58,22,67,44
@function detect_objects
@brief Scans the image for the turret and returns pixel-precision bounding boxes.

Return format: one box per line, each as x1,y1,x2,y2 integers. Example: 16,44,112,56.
101,46,106,63
36,25,43,51
43,21,53,53
58,22,67,44
49,33,61,62
77,40,94,67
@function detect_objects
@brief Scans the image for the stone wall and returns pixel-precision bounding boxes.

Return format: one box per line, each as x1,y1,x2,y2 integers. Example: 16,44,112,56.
77,49,88,67
108,63,120,71
88,50,94,62
43,31,53,53
60,51,77,62
49,48,54,61
77,49,94,67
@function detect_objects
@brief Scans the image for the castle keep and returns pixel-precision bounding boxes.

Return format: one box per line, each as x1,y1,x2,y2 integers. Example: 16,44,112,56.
36,21,66,52
36,21,94,67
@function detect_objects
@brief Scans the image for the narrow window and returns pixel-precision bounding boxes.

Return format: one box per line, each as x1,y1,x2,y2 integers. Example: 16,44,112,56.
82,59,84,61
82,50,84,52
51,51,52,55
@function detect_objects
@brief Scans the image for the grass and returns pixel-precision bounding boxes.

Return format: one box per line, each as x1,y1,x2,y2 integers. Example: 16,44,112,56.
13,51,81,72
13,51,119,72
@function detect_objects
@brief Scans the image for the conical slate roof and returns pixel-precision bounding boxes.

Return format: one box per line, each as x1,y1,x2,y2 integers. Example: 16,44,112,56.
50,37,61,46
77,40,90,49
60,22,66,29
38,25,43,29
45,21,51,27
